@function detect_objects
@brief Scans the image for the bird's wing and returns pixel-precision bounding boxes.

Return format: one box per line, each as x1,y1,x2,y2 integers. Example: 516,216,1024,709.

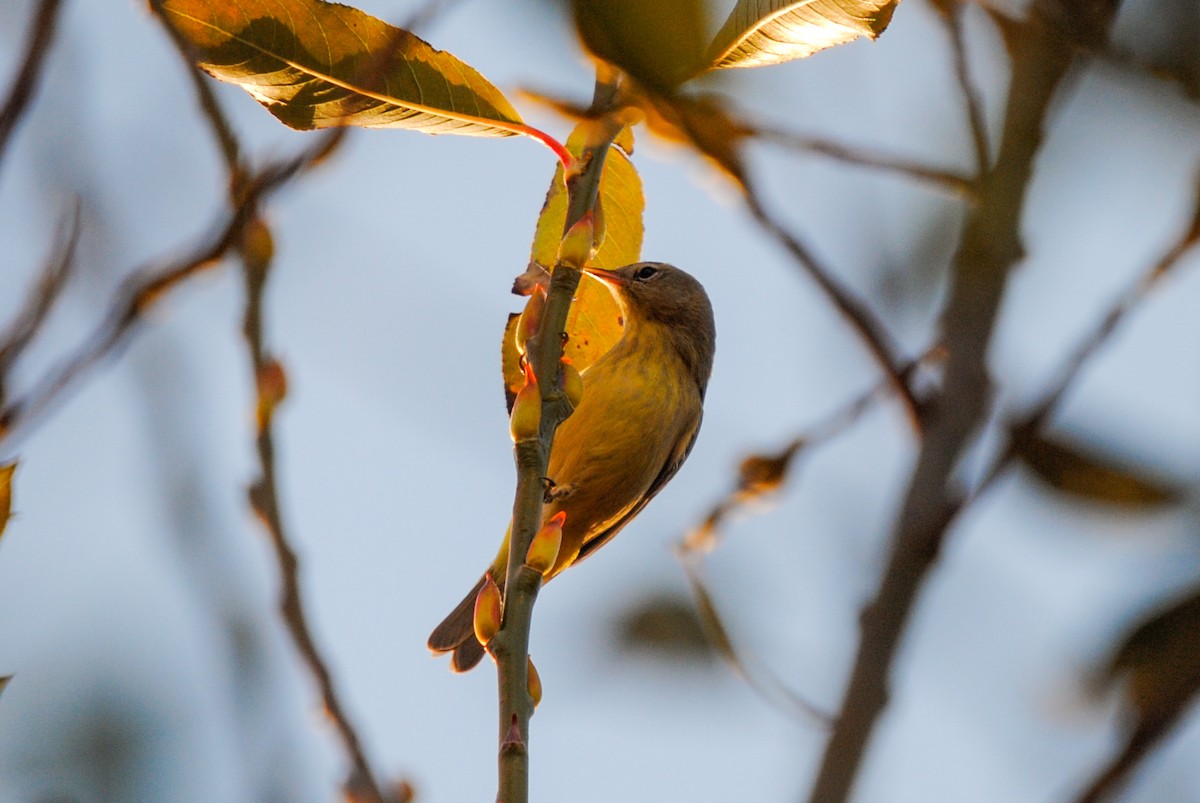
574,410,703,564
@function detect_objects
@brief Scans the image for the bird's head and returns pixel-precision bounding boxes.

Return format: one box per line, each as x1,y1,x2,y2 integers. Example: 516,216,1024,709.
585,262,716,393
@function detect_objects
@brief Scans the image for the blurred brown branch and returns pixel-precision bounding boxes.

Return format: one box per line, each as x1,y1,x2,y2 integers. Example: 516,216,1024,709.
806,1,1124,800
740,190,924,427
163,28,396,803
0,132,338,442
0,202,80,402
755,127,977,198
930,0,992,174
0,0,63,176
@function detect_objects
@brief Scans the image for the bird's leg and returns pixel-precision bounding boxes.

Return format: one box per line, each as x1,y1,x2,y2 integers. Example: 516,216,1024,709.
541,477,577,503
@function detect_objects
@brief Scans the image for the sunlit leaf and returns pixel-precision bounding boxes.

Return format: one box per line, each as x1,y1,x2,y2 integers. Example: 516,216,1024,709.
1015,434,1180,508
573,0,710,91
1106,588,1200,723
0,463,14,542
501,124,644,402
707,0,900,70
156,0,527,136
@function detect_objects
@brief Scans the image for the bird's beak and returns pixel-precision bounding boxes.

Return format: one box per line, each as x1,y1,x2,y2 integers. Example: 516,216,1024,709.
582,266,625,289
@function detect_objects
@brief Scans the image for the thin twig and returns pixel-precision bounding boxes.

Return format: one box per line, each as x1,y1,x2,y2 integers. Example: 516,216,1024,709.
677,552,831,724
805,2,1122,800
168,30,390,797
402,0,472,32
0,200,81,379
741,190,923,428
931,0,992,174
0,133,340,446
235,151,390,803
964,174,1200,502
0,0,63,177
755,127,977,198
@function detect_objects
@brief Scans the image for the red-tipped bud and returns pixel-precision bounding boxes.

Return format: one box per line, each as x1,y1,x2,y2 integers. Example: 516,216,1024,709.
473,574,503,647
509,366,541,443
559,358,583,410
525,511,566,575
527,656,543,709
515,285,547,356
557,212,595,268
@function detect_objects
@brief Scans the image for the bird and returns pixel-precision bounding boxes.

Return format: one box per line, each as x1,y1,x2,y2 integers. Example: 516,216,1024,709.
428,261,716,672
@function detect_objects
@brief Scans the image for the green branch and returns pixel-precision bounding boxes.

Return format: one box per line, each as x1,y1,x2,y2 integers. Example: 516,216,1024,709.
493,75,625,803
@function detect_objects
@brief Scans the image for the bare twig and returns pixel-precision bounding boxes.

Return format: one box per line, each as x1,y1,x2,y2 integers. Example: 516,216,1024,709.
237,163,390,803
755,127,977,198
0,201,81,380
958,172,1200,506
0,0,63,176
805,2,1122,800
0,133,340,446
677,552,831,724
402,0,472,32
167,30,390,799
931,0,992,174
741,190,923,428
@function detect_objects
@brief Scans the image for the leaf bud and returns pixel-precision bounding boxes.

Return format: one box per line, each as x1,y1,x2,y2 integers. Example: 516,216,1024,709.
559,358,583,409
509,366,541,443
255,359,288,429
515,284,547,356
525,511,566,575
527,656,543,709
241,215,275,272
557,212,595,269
473,573,503,647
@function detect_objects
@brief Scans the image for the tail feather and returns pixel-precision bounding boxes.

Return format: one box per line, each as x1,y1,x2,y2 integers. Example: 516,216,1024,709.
428,575,488,672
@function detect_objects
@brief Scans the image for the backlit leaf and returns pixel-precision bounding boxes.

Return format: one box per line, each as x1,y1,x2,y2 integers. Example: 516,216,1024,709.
1016,434,1180,508
502,124,644,402
573,0,710,91
707,0,900,70
156,0,526,137
0,463,13,542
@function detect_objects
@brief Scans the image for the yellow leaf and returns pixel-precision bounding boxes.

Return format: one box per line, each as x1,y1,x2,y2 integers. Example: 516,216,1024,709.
156,0,527,137
502,124,644,402
707,0,900,70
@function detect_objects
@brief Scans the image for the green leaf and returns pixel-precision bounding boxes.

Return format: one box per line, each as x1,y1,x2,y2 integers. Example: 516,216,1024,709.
573,0,710,91
156,0,526,137
0,463,13,542
706,0,900,70
502,125,645,404
1015,434,1181,508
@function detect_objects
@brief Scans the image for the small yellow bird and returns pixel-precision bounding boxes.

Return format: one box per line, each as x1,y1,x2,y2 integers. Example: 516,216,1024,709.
428,262,716,671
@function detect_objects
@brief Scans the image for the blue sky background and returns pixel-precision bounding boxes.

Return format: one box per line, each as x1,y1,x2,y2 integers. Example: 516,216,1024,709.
2,0,1200,801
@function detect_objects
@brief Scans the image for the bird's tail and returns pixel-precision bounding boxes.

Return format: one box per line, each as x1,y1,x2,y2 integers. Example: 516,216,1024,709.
427,575,489,672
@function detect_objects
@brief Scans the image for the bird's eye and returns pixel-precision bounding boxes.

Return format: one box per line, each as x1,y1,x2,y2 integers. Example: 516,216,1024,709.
635,265,659,281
